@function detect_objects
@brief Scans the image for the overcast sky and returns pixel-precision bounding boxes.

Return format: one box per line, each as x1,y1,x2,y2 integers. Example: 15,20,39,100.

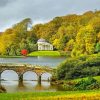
0,0,100,31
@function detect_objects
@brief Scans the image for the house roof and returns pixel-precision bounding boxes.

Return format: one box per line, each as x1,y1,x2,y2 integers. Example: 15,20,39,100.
37,38,46,42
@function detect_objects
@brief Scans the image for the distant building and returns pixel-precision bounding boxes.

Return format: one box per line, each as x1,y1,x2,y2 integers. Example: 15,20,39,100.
37,38,53,51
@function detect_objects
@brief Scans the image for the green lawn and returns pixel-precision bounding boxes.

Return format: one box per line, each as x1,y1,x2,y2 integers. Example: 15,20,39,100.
28,51,61,56
0,90,100,100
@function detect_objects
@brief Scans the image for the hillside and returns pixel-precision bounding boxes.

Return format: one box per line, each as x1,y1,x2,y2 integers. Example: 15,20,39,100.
0,10,100,56
33,10,100,57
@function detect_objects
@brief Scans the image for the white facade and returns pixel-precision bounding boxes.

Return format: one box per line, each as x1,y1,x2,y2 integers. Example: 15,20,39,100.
37,39,53,51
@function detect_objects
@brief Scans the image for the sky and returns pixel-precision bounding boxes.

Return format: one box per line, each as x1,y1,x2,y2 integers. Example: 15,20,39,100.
0,0,100,31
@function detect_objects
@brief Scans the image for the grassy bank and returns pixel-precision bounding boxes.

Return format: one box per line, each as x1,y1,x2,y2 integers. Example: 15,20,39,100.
28,51,61,56
0,90,100,100
0,51,68,57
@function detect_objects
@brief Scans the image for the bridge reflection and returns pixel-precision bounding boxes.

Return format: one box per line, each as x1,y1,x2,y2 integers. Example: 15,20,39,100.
0,80,55,93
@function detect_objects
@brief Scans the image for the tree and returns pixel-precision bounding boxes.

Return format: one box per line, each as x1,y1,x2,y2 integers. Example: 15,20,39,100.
72,25,96,56
85,25,96,54
71,27,86,56
53,39,61,50
66,39,75,51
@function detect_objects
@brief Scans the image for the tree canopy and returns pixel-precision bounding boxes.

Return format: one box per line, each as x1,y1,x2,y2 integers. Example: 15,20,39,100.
0,18,37,56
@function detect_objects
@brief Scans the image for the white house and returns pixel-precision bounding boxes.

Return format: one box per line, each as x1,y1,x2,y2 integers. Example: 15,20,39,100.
37,38,53,51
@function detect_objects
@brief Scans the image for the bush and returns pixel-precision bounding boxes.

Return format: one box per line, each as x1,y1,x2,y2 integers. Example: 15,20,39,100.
62,81,76,91
74,77,100,90
56,54,100,80
56,58,80,80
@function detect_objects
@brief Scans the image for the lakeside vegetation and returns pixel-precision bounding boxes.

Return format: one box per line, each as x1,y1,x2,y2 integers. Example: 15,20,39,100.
0,90,100,100
55,53,100,80
51,76,100,91
48,53,100,92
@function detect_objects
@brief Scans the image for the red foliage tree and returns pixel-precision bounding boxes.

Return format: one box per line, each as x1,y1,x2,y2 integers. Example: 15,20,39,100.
21,49,28,56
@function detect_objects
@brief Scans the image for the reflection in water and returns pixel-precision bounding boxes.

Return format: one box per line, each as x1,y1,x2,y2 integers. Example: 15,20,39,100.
0,81,58,93
1,81,18,93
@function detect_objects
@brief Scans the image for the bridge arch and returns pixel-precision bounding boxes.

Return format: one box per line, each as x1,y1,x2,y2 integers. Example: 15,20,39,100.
0,64,54,83
41,72,52,81
1,69,19,80
23,71,38,81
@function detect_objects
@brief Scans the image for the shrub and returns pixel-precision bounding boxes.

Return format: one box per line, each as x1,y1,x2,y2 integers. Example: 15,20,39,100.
74,77,100,90
56,58,80,80
56,54,100,80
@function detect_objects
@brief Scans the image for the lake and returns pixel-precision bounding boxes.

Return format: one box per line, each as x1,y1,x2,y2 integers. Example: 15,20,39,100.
0,56,66,93
0,56,66,67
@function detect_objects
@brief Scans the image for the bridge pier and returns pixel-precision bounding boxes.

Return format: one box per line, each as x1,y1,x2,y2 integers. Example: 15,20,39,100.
38,75,41,85
18,73,23,83
18,80,25,88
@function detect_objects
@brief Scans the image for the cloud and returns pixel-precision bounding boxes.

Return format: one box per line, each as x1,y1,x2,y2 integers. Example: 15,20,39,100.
0,0,100,31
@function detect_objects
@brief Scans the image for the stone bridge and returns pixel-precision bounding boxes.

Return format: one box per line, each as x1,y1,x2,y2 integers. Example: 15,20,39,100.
0,63,54,84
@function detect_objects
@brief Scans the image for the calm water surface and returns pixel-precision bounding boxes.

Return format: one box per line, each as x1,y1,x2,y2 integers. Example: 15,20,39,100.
0,56,66,67
0,56,66,93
